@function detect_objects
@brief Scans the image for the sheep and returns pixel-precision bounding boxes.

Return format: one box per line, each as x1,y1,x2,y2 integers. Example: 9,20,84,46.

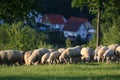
115,46,120,63
58,48,65,54
28,48,49,65
108,44,119,50
47,51,60,64
95,46,108,63
0,51,8,65
108,44,119,61
5,50,25,65
59,46,82,64
94,45,103,61
81,47,94,63
102,48,114,63
24,51,33,65
48,49,55,52
41,53,50,64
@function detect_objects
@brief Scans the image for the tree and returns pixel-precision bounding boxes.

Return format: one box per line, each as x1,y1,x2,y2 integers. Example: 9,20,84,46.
102,25,120,46
0,0,34,23
0,22,52,50
72,0,120,47
65,38,72,48
72,0,109,47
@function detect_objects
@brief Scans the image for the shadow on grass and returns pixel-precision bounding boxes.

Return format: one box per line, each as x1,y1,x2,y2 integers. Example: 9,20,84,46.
0,75,120,80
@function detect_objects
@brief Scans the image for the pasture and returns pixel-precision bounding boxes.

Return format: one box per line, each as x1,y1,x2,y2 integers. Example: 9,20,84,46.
0,63,120,80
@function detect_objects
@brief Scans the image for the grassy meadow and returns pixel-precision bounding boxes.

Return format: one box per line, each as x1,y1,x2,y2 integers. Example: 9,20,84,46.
0,63,120,80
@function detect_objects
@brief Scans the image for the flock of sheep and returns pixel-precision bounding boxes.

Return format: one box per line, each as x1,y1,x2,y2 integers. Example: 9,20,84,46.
0,44,120,66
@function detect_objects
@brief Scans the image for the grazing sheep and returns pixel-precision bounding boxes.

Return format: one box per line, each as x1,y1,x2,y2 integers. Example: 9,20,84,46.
94,45,103,61
48,49,55,53
96,46,108,63
28,48,49,65
5,50,25,65
41,53,50,64
24,51,33,65
59,46,82,64
115,46,120,63
108,44,119,50
81,47,94,63
0,51,8,65
58,48,65,54
47,51,60,64
102,48,114,63
108,44,119,61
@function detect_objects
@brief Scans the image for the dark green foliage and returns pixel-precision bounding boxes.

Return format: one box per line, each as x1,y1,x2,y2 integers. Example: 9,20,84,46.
0,0,34,23
47,31,65,47
102,26,120,46
72,35,83,46
65,38,72,48
0,22,53,50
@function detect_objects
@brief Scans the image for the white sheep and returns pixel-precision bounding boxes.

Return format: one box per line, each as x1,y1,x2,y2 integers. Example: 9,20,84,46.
28,48,49,65
115,46,120,63
59,46,82,64
24,51,33,65
58,48,65,54
96,46,108,63
102,48,114,63
41,53,50,64
0,51,7,65
94,45,103,61
81,47,94,63
47,51,60,64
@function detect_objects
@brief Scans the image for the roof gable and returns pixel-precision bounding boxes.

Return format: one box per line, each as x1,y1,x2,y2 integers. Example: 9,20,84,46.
63,21,83,32
63,16,88,32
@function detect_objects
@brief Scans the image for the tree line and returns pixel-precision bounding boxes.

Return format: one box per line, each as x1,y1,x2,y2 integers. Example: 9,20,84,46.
0,0,120,50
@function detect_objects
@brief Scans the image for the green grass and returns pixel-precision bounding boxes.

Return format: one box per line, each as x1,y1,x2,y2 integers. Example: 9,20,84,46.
0,63,120,80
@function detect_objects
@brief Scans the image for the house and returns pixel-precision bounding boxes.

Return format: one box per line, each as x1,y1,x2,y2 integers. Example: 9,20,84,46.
63,16,95,41
27,10,43,24
41,14,66,31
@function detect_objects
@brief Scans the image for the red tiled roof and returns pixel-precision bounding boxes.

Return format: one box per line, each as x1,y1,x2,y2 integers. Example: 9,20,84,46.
43,14,66,24
63,21,82,32
69,16,88,23
63,17,88,32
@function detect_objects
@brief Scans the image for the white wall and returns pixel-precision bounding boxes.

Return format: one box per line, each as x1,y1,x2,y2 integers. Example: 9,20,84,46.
50,24,64,31
84,21,92,30
64,31,77,37
63,24,87,39
77,24,87,39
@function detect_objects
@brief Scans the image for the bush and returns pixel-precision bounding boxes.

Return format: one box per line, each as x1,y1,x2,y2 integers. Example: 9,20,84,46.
0,22,53,50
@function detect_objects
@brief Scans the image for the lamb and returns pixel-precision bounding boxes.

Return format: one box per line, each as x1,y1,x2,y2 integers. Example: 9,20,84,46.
28,48,49,65
41,53,50,64
81,47,94,63
47,51,60,64
115,46,120,63
24,51,33,65
59,46,82,64
102,48,114,63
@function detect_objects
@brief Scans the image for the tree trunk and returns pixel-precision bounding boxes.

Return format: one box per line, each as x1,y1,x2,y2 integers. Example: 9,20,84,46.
96,7,101,47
